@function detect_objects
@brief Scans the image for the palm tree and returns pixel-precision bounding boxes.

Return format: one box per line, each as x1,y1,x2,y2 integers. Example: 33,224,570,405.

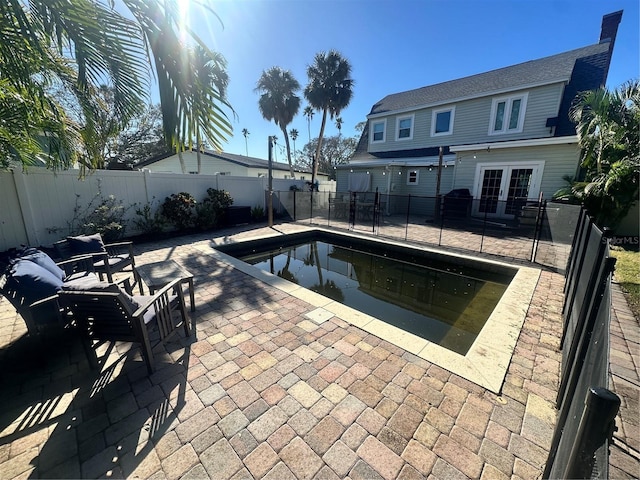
0,0,232,172
242,128,250,156
303,106,315,142
304,50,354,186
560,80,639,227
335,117,343,137
255,67,301,178
289,128,299,161
188,46,229,174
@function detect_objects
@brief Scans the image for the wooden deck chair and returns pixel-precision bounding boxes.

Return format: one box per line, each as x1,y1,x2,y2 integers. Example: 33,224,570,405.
58,278,191,374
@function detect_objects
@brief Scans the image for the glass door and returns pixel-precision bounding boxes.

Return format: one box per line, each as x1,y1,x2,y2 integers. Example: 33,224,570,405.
475,164,537,218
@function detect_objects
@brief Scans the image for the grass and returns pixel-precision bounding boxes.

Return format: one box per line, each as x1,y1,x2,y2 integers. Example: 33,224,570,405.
610,247,640,319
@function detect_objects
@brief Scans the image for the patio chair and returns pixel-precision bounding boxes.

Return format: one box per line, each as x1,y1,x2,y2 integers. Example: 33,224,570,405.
54,233,140,289
0,250,98,335
57,278,191,374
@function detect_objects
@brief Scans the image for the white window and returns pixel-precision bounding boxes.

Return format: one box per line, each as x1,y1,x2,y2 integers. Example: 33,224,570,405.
396,114,414,141
371,120,386,143
407,170,419,185
431,106,455,136
489,93,528,135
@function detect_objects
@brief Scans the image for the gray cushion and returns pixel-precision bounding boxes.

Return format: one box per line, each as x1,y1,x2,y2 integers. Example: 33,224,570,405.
67,234,106,255
62,277,140,313
132,294,179,325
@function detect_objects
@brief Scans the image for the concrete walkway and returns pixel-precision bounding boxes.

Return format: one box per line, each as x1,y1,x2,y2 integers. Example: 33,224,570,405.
0,223,635,479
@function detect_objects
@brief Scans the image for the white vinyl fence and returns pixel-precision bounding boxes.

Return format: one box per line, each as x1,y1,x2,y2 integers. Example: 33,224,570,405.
0,168,335,252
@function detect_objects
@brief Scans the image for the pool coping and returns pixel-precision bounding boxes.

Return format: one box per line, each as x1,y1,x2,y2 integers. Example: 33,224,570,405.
201,227,541,394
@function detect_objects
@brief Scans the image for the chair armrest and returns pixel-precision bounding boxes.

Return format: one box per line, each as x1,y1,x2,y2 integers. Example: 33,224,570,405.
131,277,184,318
57,255,96,275
116,277,132,295
30,294,60,309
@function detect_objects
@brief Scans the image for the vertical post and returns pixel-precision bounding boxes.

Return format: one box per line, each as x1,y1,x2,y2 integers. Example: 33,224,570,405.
530,194,545,262
404,195,411,241
268,136,273,227
561,387,620,480
435,146,443,220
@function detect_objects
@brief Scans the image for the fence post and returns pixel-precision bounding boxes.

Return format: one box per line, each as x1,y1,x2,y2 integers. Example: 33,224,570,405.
309,190,313,224
293,189,296,221
479,198,489,253
404,195,411,241
530,198,546,262
12,169,40,246
562,387,620,480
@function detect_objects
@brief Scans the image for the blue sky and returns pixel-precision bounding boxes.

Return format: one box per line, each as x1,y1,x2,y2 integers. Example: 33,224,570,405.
178,0,639,162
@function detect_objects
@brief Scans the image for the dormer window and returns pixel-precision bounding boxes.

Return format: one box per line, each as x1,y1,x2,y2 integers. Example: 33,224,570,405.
490,93,528,134
371,120,386,143
396,114,414,141
431,106,455,136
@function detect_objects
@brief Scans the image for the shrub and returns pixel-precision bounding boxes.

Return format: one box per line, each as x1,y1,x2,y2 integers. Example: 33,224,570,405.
47,182,129,242
195,188,233,229
160,192,196,230
251,205,265,221
133,198,166,234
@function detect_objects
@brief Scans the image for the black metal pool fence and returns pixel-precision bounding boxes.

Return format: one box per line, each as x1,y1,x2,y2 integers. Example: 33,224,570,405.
269,190,582,272
543,208,620,479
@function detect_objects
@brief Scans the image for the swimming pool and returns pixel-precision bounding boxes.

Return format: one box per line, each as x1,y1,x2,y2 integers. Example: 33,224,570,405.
211,228,540,393
237,238,512,355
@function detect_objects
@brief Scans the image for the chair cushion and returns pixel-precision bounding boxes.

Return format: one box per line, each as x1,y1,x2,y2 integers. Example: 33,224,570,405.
62,276,140,313
17,249,65,281
132,294,179,325
67,234,106,255
93,254,130,269
9,259,64,304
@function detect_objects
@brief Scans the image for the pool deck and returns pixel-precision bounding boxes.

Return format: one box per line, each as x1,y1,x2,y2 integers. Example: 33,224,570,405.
1,222,637,479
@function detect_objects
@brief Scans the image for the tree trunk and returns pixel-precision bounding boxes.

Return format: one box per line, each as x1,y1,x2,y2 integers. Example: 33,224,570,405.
196,131,202,174
178,149,186,174
312,108,328,186
281,125,295,178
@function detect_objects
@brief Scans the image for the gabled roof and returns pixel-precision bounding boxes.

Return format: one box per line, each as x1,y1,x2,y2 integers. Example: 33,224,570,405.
137,150,314,174
368,43,610,116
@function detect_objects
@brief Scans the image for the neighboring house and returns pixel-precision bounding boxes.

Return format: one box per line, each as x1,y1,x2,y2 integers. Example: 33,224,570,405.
338,11,623,221
137,150,329,181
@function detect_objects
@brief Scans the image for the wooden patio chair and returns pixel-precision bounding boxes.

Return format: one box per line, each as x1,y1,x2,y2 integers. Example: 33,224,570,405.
57,278,191,374
54,233,141,289
0,254,98,335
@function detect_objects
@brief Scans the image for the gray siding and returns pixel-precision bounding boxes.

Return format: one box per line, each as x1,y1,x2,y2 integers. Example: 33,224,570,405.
368,83,565,153
452,144,579,199
336,166,455,197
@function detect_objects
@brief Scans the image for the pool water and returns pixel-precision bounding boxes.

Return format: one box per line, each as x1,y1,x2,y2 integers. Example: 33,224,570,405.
240,240,511,355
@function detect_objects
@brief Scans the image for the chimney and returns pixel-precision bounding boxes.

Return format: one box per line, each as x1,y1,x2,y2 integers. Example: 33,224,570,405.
599,10,623,51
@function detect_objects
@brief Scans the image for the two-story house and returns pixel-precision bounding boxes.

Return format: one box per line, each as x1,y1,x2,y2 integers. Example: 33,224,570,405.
338,11,622,220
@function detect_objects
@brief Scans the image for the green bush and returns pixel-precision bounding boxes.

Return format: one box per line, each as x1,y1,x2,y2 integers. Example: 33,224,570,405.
195,188,233,229
160,192,196,230
47,184,129,242
133,198,166,234
251,205,265,221
77,194,128,242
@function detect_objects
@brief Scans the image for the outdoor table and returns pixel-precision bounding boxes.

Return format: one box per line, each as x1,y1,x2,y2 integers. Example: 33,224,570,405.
136,260,195,312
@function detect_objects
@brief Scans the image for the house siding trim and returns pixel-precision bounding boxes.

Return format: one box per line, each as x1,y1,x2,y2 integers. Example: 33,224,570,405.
450,135,578,151
366,78,570,120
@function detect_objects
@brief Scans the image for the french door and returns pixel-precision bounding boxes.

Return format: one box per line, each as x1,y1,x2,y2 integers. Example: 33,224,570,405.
474,162,543,218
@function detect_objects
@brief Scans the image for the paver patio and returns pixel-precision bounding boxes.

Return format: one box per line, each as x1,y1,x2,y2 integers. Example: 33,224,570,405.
0,222,637,479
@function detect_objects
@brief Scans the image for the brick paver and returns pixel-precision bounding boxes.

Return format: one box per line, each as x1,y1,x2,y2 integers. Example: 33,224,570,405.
0,224,635,480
